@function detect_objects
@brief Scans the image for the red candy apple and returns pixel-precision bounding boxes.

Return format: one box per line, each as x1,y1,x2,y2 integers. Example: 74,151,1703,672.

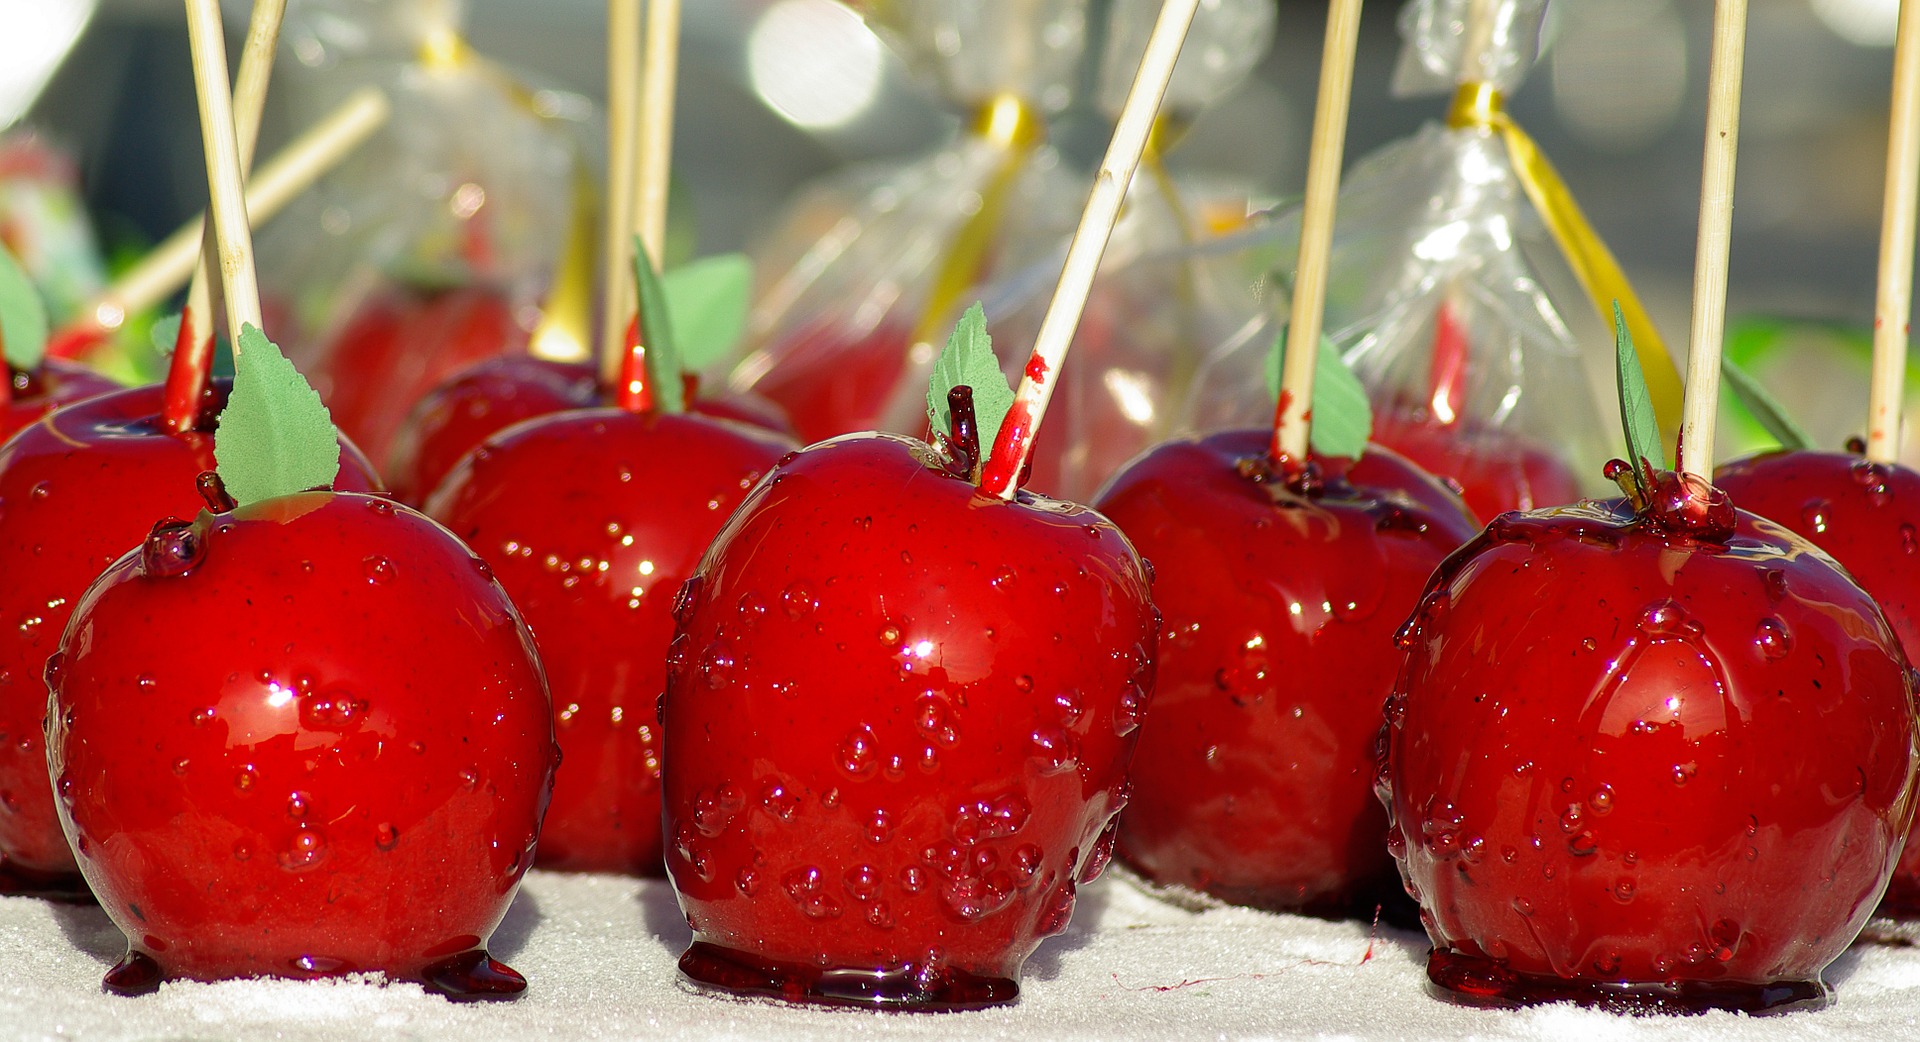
389,354,791,507
661,431,1157,1008
0,382,378,899
3,359,119,441
739,316,913,445
311,285,529,466
1381,470,1919,1012
47,491,556,995
427,407,796,873
1370,404,1583,523
1714,446,1920,914
1094,430,1478,916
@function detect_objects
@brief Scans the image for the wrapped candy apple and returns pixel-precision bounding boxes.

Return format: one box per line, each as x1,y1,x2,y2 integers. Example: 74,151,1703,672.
730,0,1268,462
1183,0,1682,523
251,0,601,464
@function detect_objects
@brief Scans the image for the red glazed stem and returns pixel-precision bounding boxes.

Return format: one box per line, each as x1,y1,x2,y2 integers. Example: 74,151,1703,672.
615,313,653,414
161,304,209,433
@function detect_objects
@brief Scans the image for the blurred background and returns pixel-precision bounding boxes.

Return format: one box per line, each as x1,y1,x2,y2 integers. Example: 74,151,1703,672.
12,0,1905,330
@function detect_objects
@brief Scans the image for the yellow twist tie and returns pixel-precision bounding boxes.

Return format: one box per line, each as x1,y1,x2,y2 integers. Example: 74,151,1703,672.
1447,82,1684,441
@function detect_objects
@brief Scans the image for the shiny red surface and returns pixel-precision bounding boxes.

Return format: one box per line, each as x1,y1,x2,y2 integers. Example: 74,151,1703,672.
46,492,556,993
314,286,528,466
1371,407,1583,523
389,356,597,505
2,360,119,441
744,319,912,445
1715,449,1920,915
0,383,378,895
390,355,795,507
428,409,796,874
660,433,1157,1008
1095,432,1478,915
1382,492,1918,1011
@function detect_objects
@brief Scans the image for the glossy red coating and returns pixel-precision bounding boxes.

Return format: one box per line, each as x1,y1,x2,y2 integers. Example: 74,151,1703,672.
0,383,378,898
47,492,556,995
1382,491,1919,1012
3,360,119,441
389,355,795,507
743,318,912,445
313,286,528,466
428,408,796,873
661,433,1158,1008
1094,431,1478,915
1714,448,1920,915
1371,406,1583,523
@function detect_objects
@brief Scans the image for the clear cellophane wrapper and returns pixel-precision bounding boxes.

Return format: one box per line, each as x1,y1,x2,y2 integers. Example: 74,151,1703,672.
732,0,1270,454
1182,0,1614,522
250,0,599,462
979,167,1264,502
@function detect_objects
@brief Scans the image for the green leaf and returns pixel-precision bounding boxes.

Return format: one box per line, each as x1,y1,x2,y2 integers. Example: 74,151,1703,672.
1720,354,1813,451
1614,301,1666,491
1262,324,1372,460
214,325,342,507
1309,335,1371,460
664,253,751,372
152,313,183,356
927,302,1014,451
0,245,48,370
633,237,685,413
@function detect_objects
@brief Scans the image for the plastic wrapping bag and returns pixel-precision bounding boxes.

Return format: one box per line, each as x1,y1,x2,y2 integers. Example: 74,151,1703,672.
1181,0,1680,522
730,0,1271,455
250,0,600,465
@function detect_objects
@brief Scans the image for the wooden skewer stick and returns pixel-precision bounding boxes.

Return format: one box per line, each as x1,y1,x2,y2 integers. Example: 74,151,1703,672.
51,87,390,356
1677,0,1748,479
168,0,285,431
184,0,265,351
634,0,681,268
1870,0,1920,463
1270,0,1365,465
976,0,1203,499
598,0,642,381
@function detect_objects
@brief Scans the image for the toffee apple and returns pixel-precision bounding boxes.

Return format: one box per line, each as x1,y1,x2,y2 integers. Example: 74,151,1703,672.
1096,427,1477,915
1381,307,1920,1011
1381,474,1917,1011
428,388,796,872
661,425,1155,1007
49,481,555,995
1715,448,1920,916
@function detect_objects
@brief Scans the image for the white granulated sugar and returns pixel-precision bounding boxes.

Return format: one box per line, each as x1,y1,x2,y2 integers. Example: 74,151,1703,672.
6,871,1920,1041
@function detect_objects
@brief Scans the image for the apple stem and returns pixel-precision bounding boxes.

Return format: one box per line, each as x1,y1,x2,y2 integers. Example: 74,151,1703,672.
1869,0,1920,463
598,0,641,383
184,0,267,353
1675,0,1747,481
977,0,1202,500
45,88,389,361
165,0,285,434
1268,0,1364,471
947,385,980,478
